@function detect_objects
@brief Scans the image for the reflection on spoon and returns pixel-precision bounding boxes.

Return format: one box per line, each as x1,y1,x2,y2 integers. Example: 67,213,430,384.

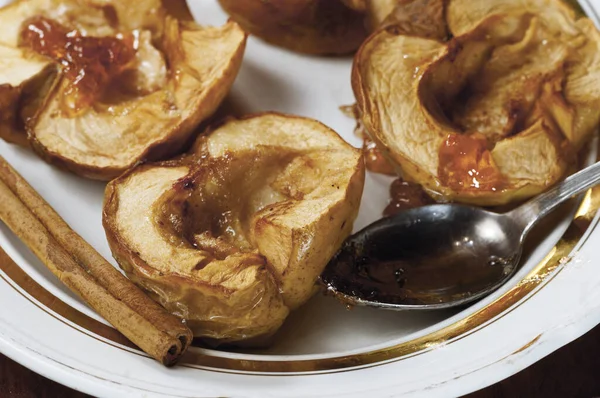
321,160,600,310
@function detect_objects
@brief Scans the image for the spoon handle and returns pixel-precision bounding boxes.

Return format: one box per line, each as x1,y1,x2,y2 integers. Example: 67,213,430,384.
508,160,600,235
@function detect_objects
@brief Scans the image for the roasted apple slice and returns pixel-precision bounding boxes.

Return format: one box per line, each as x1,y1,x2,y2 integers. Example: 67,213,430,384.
353,0,600,205
0,0,246,180
103,113,365,344
218,0,368,54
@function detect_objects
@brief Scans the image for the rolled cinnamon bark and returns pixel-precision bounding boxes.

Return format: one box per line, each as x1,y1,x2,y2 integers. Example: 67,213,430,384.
0,156,193,366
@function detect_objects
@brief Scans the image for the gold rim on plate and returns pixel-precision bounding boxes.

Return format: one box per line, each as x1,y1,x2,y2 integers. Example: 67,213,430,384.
0,0,598,375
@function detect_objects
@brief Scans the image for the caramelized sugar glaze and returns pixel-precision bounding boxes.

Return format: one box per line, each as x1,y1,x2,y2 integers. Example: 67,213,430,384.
19,16,136,115
363,136,396,175
384,178,434,216
438,133,505,192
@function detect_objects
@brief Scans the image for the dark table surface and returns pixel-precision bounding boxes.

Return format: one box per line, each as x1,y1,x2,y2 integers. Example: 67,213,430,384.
2,324,600,398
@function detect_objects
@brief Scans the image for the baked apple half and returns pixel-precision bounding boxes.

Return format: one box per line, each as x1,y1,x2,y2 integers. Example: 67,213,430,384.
353,0,600,205
359,0,448,37
103,113,365,344
216,0,448,55
0,0,246,180
218,0,368,54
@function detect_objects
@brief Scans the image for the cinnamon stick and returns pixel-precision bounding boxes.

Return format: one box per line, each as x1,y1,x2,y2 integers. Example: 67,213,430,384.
0,156,193,366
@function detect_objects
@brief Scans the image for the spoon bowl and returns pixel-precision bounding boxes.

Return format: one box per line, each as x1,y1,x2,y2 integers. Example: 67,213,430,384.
321,204,523,310
321,160,600,310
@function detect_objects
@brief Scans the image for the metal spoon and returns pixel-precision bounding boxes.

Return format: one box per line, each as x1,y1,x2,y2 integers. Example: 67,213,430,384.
321,160,600,310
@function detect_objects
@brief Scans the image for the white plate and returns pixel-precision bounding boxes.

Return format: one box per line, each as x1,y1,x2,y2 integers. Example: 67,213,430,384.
1,1,600,397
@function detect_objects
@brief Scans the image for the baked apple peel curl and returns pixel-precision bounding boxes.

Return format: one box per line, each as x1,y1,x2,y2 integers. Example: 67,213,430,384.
0,0,246,180
103,114,365,344
353,0,600,205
